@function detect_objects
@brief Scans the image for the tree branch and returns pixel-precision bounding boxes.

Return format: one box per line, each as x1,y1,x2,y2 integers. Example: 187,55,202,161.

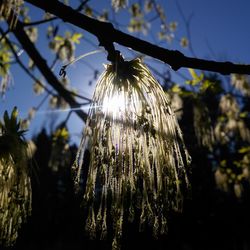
22,0,89,27
22,17,57,27
0,30,55,96
0,28,10,42
23,0,250,75
11,20,88,122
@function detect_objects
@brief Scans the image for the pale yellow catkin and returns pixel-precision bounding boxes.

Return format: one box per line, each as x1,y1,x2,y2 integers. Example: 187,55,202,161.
73,58,191,249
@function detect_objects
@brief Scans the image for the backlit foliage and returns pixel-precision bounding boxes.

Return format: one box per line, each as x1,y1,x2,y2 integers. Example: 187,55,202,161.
25,26,38,43
73,58,190,249
181,70,215,149
49,31,83,62
33,79,45,95
193,101,215,150
49,127,70,173
231,74,250,96
169,69,250,198
0,108,33,246
215,94,250,143
49,95,69,110
0,37,12,98
128,3,150,34
0,0,23,28
180,37,189,48
213,91,250,197
215,148,250,198
111,0,128,11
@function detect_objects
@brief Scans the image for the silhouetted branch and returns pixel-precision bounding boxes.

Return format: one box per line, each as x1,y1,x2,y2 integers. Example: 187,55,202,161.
23,0,89,27
24,0,250,75
11,20,88,122
0,28,10,42
22,17,57,27
0,28,54,96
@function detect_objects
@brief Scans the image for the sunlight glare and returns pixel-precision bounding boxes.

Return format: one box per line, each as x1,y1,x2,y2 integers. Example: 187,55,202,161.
102,92,126,114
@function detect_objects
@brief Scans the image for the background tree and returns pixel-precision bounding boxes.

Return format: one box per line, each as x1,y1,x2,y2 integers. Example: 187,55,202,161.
0,0,250,250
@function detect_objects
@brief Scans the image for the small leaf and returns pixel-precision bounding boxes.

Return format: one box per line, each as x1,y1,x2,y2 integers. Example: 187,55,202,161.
188,69,199,80
54,35,64,41
220,160,227,167
200,80,212,92
238,146,250,154
130,3,142,17
33,80,45,95
171,85,181,93
169,22,178,32
11,106,18,120
144,0,153,12
85,6,93,17
71,33,83,44
239,112,248,118
186,69,204,86
180,37,189,48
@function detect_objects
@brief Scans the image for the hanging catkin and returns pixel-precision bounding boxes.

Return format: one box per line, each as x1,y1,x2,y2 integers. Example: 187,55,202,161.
73,58,191,249
0,108,32,247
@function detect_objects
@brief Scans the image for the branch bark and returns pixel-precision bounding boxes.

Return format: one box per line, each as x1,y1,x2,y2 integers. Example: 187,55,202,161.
12,20,88,122
24,0,250,75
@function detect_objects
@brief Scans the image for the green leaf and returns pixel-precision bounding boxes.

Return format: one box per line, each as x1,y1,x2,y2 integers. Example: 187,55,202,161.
200,80,213,92
71,33,83,44
233,161,241,168
85,6,93,17
130,3,142,17
11,106,18,120
238,146,250,154
218,115,226,122
1,107,26,138
180,37,189,48
54,35,64,41
239,112,248,118
220,159,227,167
171,85,181,93
186,68,204,86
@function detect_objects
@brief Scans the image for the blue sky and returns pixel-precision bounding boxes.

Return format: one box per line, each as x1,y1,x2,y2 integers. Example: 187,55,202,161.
174,0,250,62
1,0,250,144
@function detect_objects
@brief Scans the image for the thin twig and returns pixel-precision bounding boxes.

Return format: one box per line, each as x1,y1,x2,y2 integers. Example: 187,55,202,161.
35,93,50,110
11,20,88,122
0,28,54,95
23,0,89,27
0,28,10,42
63,49,103,68
22,17,57,27
176,0,196,58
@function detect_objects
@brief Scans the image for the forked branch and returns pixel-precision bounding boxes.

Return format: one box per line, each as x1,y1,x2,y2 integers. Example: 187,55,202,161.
12,20,88,122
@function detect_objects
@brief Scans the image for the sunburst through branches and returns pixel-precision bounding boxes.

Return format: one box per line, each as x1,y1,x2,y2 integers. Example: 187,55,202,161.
73,58,191,249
